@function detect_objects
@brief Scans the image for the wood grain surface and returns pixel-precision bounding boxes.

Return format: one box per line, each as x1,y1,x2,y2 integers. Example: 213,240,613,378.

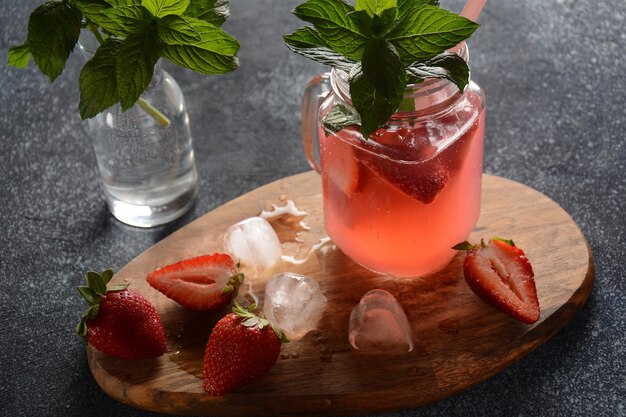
88,171,594,416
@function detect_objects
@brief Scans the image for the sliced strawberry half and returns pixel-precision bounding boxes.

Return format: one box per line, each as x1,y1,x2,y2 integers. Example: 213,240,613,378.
370,126,437,161
455,238,540,324
322,128,362,197
147,253,243,311
355,126,448,204
439,117,480,174
357,151,449,204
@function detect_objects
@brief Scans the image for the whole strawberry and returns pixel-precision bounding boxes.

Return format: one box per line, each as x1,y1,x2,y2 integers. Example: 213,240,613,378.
76,269,166,360
454,238,540,324
203,303,288,396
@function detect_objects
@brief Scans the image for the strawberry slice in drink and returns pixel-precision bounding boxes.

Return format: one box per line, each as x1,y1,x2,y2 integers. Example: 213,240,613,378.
322,128,363,198
438,115,480,175
147,253,243,311
355,126,447,204
320,128,364,229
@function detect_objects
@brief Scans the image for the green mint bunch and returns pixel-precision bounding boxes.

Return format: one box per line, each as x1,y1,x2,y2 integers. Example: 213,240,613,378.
8,0,239,120
285,0,479,138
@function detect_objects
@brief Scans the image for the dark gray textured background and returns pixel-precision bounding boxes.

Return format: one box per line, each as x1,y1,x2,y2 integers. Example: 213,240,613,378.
1,0,624,416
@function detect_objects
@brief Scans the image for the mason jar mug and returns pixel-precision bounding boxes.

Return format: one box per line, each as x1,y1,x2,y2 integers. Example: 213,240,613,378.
302,45,486,276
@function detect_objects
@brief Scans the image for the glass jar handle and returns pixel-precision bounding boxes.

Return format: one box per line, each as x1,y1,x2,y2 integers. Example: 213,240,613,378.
301,73,331,174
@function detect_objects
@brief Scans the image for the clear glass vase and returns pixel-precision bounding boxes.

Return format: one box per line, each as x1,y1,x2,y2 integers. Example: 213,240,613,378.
79,36,197,227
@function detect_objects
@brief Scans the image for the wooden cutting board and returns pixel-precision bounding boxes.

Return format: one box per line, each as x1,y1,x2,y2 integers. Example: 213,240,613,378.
88,171,594,416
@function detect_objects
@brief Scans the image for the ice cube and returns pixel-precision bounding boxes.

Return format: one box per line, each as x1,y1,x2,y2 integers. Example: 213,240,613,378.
348,289,414,353
263,272,327,341
223,217,281,274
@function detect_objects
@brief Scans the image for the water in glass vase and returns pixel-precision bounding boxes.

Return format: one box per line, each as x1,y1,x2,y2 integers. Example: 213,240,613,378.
88,69,197,227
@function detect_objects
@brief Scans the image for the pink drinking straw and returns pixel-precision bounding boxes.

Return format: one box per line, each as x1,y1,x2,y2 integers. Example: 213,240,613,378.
460,0,488,21
446,0,487,55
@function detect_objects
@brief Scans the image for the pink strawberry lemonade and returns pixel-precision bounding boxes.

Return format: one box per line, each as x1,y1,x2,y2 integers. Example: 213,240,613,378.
319,91,485,277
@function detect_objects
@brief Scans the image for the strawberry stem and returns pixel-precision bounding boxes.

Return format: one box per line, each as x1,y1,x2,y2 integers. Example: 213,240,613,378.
491,237,516,247
232,302,289,344
452,241,476,251
76,269,128,339
222,271,245,297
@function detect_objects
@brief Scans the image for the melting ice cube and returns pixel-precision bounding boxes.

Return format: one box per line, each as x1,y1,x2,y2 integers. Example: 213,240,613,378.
223,217,281,273
263,272,327,341
348,289,414,353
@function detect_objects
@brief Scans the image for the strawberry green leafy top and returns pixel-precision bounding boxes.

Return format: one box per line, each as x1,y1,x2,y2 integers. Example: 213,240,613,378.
284,0,479,138
8,0,239,120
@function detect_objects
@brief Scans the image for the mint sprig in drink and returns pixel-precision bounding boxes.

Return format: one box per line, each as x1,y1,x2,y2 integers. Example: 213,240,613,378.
288,0,486,276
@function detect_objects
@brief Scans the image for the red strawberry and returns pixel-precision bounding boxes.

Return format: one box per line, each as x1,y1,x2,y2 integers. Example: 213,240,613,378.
203,303,288,396
455,238,540,324
322,128,363,198
353,126,449,204
358,152,449,204
76,269,166,360
146,253,244,311
440,116,480,174
370,126,437,161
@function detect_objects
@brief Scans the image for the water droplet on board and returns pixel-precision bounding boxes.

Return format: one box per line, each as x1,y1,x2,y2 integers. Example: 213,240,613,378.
257,199,331,265
260,200,310,243
169,313,221,379
281,237,331,265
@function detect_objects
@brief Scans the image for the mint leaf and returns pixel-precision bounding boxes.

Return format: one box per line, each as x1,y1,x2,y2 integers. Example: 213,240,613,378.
294,0,367,61
377,7,399,33
397,0,438,16
387,5,478,63
27,1,81,81
116,32,160,111
347,10,373,36
142,0,190,17
284,27,355,72
362,39,405,100
322,102,361,133
289,0,478,138
79,38,122,119
160,20,239,74
72,0,113,27
73,0,137,37
349,7,397,37
407,52,470,91
8,44,31,68
349,65,386,138
355,0,396,17
350,39,406,138
157,15,201,44
105,5,153,36
184,0,229,26
104,0,142,5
